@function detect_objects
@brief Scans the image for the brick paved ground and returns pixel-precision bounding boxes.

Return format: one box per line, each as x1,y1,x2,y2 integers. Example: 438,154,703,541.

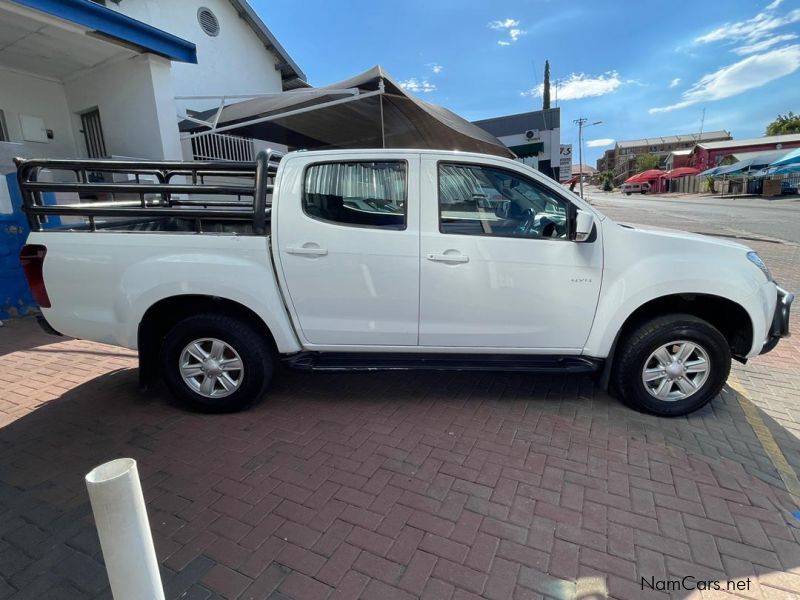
2,196,800,599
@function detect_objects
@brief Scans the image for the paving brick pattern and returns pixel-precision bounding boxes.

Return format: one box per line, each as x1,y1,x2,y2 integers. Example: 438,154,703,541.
2,316,800,599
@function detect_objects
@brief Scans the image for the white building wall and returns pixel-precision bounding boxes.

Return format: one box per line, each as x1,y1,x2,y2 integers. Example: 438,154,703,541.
64,55,182,160
107,0,285,112
0,66,79,161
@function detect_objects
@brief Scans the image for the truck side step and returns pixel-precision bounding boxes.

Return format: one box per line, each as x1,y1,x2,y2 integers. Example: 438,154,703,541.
283,352,602,373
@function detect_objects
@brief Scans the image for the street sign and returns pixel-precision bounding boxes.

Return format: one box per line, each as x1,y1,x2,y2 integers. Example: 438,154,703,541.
559,144,572,181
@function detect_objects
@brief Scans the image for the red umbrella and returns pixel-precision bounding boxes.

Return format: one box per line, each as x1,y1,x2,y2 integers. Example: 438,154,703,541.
625,169,665,183
663,167,700,179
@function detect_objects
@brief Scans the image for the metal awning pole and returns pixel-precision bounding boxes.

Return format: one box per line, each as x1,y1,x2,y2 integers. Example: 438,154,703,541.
379,80,386,149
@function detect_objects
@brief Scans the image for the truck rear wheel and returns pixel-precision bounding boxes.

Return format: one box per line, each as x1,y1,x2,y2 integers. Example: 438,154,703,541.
160,313,273,412
612,314,730,416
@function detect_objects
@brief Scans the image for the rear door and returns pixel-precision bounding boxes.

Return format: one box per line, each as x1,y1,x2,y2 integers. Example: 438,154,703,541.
274,154,420,347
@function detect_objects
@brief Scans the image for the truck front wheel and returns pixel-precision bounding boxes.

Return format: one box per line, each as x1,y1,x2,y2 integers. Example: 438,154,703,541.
612,314,731,416
160,313,274,412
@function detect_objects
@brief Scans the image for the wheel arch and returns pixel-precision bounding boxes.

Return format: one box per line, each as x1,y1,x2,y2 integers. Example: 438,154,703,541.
596,293,753,391
137,294,279,390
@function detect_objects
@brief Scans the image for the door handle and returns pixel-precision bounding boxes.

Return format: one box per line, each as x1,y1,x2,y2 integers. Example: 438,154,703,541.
286,246,328,256
427,253,469,264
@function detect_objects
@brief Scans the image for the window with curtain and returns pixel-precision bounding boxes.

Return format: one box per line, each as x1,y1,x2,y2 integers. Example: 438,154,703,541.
303,161,407,230
438,163,569,239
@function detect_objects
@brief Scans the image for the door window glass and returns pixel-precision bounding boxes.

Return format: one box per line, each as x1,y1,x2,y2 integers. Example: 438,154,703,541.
304,161,407,230
438,163,569,239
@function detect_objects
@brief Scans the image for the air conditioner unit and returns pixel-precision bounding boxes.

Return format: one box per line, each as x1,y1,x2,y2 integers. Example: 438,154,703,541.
525,129,540,140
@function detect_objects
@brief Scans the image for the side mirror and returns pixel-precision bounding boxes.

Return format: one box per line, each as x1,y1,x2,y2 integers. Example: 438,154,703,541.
573,209,594,242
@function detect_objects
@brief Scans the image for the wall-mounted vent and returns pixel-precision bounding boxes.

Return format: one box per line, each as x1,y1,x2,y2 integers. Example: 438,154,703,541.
197,7,220,37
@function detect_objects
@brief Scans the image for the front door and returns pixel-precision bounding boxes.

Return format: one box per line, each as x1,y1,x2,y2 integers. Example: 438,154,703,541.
419,156,602,350
276,156,420,346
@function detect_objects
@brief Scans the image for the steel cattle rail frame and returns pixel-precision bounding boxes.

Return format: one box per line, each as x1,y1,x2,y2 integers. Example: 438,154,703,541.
14,150,281,235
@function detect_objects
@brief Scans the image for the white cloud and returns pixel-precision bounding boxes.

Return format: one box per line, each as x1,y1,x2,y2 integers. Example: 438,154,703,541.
766,0,784,10
427,62,443,74
586,138,615,148
488,18,525,45
488,18,519,30
669,78,681,87
398,78,437,93
734,33,798,54
649,45,800,113
695,7,800,46
522,71,622,100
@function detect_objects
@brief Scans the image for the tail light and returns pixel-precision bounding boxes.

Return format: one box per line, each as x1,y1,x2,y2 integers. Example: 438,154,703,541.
19,244,51,308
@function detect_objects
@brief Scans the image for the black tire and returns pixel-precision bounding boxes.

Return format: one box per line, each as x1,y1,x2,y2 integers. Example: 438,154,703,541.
160,313,273,412
625,192,632,196
612,314,730,416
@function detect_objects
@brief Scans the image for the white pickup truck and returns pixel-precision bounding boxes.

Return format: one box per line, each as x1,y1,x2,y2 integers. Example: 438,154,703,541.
16,149,792,416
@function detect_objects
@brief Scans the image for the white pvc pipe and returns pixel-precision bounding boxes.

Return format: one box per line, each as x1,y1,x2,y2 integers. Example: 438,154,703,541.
85,458,165,600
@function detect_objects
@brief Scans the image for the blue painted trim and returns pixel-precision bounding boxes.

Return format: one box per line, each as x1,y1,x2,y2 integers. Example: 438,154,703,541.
12,0,197,64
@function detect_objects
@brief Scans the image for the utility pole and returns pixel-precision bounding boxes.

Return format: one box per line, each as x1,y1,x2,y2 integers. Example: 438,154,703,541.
543,60,551,110
573,117,602,199
698,107,706,140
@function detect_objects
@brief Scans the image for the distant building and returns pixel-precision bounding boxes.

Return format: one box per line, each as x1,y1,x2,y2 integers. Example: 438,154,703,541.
596,148,615,173
690,134,800,172
473,109,561,180
610,130,731,182
665,149,692,171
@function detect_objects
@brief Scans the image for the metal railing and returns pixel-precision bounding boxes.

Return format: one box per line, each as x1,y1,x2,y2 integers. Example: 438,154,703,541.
14,150,281,235
190,132,256,162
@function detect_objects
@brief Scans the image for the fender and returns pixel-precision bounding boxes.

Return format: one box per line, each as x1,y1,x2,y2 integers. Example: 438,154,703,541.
583,223,774,359
122,250,301,354
36,232,302,354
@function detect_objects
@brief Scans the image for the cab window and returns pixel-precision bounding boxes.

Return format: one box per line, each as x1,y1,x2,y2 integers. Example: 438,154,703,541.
438,163,569,239
303,161,407,230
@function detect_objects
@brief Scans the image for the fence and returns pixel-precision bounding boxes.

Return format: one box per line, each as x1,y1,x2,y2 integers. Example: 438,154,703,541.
665,176,700,194
190,132,256,162
716,173,800,198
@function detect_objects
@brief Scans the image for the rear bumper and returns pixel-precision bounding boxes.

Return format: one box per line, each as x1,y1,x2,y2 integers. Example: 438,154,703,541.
761,285,793,355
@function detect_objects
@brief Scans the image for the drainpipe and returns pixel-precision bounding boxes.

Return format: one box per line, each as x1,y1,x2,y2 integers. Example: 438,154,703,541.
85,458,165,600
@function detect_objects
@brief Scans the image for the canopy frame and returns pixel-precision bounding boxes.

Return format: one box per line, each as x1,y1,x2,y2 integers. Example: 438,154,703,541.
178,82,385,139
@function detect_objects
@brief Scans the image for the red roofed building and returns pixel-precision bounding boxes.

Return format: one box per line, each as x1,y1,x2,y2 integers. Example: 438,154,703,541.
690,134,800,171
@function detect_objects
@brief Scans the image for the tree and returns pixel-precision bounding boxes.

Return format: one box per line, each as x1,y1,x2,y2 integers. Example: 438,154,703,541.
542,60,551,110
636,153,660,172
600,171,614,192
766,112,800,135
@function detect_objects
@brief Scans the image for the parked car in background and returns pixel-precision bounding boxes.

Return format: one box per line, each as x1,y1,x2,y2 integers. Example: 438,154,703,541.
620,181,651,195
16,149,793,416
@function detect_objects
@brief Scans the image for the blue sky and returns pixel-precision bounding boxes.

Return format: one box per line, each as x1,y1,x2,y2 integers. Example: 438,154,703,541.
255,0,800,165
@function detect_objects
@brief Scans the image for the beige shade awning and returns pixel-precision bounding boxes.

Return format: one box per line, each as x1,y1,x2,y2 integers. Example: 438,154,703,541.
181,66,513,158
